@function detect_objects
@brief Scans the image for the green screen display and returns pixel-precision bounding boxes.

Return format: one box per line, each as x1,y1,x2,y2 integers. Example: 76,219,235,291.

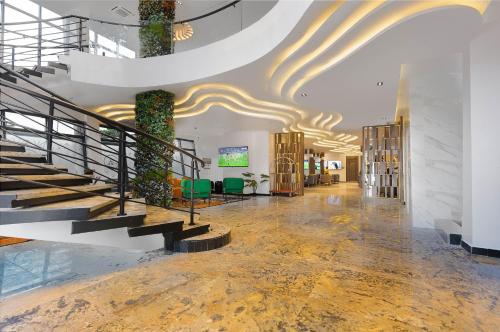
218,146,249,167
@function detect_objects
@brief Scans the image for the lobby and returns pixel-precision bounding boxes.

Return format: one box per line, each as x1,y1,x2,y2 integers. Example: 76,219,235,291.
0,0,499,331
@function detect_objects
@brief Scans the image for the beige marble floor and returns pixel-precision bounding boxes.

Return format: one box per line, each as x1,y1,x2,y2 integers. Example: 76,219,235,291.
0,183,499,331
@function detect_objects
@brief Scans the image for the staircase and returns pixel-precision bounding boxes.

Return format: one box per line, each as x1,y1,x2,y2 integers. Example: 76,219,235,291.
0,62,213,251
0,140,210,250
0,62,68,84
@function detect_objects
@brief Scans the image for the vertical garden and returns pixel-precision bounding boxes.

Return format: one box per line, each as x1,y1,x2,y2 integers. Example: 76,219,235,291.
135,0,176,206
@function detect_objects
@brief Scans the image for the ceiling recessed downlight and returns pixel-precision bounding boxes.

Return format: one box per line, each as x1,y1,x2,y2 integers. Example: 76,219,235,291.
377,81,384,86
301,92,308,97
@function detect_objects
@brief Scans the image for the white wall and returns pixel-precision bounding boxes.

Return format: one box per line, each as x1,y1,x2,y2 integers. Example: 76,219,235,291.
406,54,464,231
180,130,272,194
463,19,500,250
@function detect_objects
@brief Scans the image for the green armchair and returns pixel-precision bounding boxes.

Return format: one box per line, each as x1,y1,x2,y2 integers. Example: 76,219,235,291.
223,178,244,199
181,179,212,203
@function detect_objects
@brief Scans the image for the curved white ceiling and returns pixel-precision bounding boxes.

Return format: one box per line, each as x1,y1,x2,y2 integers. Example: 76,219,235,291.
54,0,490,153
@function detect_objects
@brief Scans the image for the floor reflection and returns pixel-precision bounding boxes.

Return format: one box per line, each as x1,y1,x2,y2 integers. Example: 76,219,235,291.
0,241,158,298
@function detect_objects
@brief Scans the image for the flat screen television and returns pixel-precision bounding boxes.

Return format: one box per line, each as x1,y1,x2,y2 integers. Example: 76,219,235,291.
218,146,249,167
315,162,321,170
304,161,309,170
328,160,342,170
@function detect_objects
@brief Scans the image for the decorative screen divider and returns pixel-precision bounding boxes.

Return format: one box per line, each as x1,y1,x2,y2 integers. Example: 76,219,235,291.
362,120,402,199
271,132,304,196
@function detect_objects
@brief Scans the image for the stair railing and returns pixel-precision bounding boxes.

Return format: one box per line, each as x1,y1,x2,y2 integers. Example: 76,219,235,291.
1,16,88,69
0,63,203,224
0,1,243,66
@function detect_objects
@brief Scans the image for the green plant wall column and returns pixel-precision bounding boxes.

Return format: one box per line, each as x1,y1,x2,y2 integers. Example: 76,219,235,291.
134,90,175,206
139,0,176,57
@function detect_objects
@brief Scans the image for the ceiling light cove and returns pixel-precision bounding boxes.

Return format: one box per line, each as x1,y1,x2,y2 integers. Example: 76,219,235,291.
94,83,356,153
272,0,385,97
267,1,344,81
284,0,490,100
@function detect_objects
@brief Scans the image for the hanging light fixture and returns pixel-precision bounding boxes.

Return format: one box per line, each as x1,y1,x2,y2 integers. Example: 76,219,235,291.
174,22,194,41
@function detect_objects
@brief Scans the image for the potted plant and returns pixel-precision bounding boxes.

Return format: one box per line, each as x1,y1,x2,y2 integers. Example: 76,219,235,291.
242,172,270,195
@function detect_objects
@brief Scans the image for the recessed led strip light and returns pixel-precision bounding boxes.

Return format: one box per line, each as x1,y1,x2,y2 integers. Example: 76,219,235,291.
95,83,359,152
175,83,306,117
175,100,293,124
273,0,385,96
267,1,344,80
286,0,490,99
176,93,296,125
175,83,349,146
94,104,135,113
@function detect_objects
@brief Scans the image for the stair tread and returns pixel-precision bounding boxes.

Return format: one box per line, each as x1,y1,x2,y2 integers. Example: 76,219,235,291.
91,199,146,221
48,62,68,70
0,174,92,183
0,151,44,157
26,192,122,211
0,163,66,169
143,205,200,226
0,184,114,199
0,141,23,148
34,66,55,74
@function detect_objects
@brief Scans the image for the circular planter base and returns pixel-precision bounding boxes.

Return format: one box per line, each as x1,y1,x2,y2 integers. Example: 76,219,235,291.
174,223,231,253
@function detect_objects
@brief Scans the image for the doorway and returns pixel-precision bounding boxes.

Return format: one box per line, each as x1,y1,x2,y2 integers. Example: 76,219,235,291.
346,156,359,182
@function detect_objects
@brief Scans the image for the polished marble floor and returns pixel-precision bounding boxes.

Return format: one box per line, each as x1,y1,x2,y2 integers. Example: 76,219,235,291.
0,183,499,331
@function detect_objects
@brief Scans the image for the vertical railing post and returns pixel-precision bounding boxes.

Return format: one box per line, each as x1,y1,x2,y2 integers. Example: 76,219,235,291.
11,47,14,69
78,19,83,51
0,0,5,63
189,159,195,225
117,129,127,216
37,5,42,67
163,151,169,208
46,101,54,164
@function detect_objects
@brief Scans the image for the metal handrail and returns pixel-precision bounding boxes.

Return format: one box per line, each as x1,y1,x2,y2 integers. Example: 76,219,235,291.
0,64,203,165
0,2,242,27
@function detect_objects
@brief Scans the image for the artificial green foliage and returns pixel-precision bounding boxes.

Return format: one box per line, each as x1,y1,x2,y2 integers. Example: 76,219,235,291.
139,0,176,57
134,90,175,206
242,172,269,194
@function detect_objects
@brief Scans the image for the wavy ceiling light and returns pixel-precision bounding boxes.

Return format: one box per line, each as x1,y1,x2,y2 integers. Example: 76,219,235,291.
175,83,306,118
93,85,342,143
273,0,385,96
176,93,296,124
267,1,344,81
94,104,135,113
310,112,324,126
286,0,490,99
319,114,333,129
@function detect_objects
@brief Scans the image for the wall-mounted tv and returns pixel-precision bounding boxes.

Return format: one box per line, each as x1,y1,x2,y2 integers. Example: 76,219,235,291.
315,162,321,170
327,160,342,170
304,161,309,170
218,146,249,167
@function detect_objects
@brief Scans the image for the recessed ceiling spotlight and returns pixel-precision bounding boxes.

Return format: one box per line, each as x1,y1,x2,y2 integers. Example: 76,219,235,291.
301,92,308,97
176,1,182,5
377,81,384,86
